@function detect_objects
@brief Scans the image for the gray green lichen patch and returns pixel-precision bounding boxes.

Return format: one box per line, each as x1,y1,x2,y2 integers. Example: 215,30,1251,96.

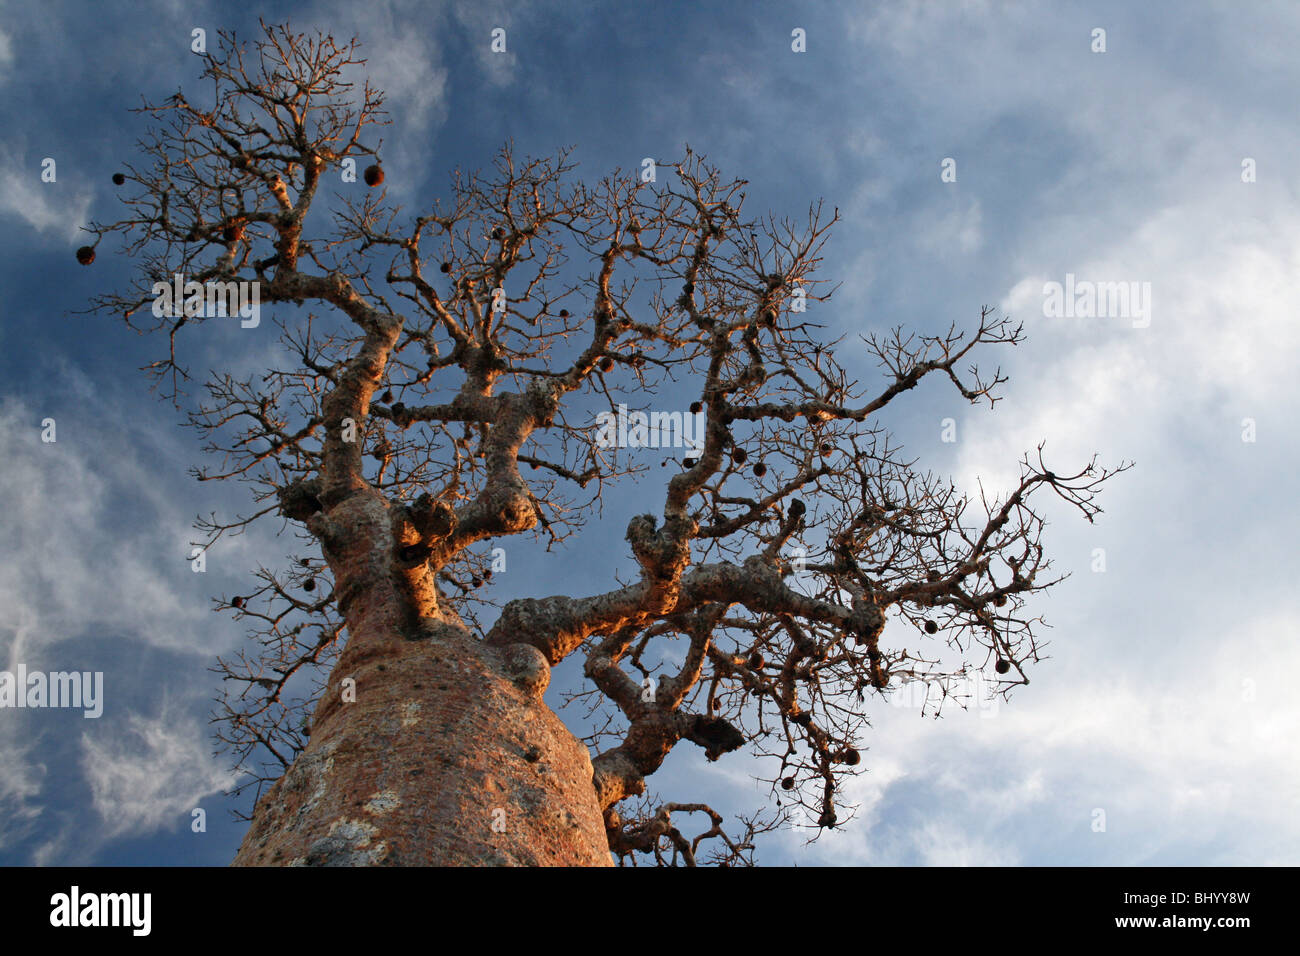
298,817,388,866
364,790,400,815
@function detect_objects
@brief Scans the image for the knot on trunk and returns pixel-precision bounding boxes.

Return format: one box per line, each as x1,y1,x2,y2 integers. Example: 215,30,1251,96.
626,514,694,581
847,600,885,643
847,599,888,687
501,643,551,698
278,478,324,522
682,713,746,761
408,493,457,539
395,494,457,568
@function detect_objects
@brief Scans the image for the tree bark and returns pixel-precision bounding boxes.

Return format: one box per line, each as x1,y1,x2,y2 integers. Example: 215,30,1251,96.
232,491,612,867
232,624,612,866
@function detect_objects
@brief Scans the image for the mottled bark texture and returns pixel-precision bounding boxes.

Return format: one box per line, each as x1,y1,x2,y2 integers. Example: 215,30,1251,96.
233,625,611,866
233,490,610,866
87,23,1129,867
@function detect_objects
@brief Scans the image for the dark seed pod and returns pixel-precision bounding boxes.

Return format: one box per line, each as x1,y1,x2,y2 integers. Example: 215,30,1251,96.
924,620,939,634
493,227,505,239
380,390,393,404
471,577,482,588
752,462,767,478
300,558,311,567
302,577,316,592
599,356,614,372
748,651,764,670
231,596,245,609
112,172,126,186
689,401,703,414
792,712,812,726
683,457,698,468
781,776,795,791
994,594,1008,607
819,442,832,455
483,568,493,580
440,262,452,273
363,164,384,186
843,748,861,766
995,658,1011,674
732,447,747,464
559,308,569,318
76,245,95,265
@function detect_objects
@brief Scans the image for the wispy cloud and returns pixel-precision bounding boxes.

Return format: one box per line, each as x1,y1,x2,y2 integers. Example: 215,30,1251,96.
81,697,241,841
0,145,93,240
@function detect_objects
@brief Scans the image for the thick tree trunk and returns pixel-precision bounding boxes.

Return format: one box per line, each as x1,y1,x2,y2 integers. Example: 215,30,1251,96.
232,623,612,866
232,492,612,867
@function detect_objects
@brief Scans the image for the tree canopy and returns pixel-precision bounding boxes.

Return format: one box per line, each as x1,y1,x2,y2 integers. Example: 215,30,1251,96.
83,21,1128,865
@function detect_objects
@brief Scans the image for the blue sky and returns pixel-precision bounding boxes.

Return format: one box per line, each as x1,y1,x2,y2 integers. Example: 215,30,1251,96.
1,0,1297,866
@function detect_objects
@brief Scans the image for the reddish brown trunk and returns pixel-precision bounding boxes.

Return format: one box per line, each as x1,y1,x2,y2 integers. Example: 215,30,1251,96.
232,623,612,866
233,492,611,867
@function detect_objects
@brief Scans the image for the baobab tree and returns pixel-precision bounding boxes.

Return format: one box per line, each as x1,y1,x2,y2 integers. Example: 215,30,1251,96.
82,22,1127,866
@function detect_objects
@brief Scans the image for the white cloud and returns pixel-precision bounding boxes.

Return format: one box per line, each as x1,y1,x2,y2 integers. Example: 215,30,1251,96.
0,391,210,657
798,598,1300,866
450,0,520,88
286,0,453,198
0,382,276,859
0,26,13,76
914,820,1020,866
0,146,93,240
81,699,241,839
917,195,983,255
